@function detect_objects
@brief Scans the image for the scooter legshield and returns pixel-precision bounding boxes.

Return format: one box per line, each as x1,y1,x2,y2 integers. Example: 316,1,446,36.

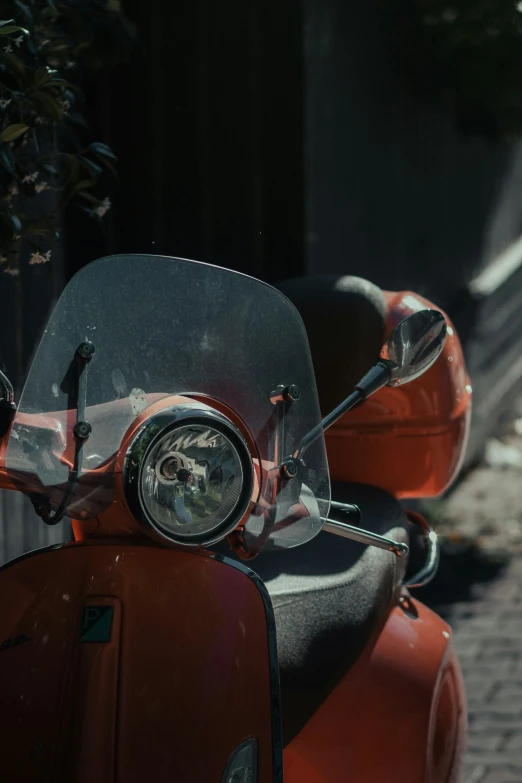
0,543,282,783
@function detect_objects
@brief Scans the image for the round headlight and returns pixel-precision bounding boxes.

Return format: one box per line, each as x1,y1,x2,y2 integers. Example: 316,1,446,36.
124,405,254,546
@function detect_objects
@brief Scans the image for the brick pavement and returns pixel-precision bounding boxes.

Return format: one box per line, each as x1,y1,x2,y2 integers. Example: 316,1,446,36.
439,557,522,783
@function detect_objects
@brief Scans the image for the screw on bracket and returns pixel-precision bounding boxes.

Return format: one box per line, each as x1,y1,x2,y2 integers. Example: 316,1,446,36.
270,384,301,405
283,384,300,403
76,341,95,361
281,459,299,479
74,421,92,440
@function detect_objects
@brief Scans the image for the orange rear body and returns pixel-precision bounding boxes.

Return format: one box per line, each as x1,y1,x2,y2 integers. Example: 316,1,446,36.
284,599,466,783
326,291,472,498
283,287,469,781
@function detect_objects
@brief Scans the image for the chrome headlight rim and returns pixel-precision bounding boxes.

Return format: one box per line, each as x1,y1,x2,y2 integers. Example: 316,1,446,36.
123,404,254,548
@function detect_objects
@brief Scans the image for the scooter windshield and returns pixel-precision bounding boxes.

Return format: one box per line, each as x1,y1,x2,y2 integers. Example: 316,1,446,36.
6,255,330,549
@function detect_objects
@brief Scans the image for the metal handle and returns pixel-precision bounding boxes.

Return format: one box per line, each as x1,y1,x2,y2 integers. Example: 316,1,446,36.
0,369,14,405
402,510,440,588
323,502,409,558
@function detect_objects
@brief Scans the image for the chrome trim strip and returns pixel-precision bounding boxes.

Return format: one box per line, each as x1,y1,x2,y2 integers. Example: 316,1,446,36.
123,404,254,548
403,511,440,589
211,553,284,783
322,516,409,558
0,368,14,404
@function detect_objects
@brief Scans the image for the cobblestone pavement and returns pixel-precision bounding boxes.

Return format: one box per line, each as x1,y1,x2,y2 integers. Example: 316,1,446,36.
436,557,522,783
415,415,522,782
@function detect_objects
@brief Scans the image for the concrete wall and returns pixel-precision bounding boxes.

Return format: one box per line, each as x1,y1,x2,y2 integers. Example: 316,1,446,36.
303,0,522,466
303,0,522,309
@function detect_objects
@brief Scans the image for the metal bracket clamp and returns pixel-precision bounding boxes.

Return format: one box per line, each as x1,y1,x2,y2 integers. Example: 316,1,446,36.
402,510,440,588
322,501,409,558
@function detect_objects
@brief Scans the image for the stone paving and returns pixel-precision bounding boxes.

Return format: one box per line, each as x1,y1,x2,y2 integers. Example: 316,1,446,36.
415,414,522,782
435,557,522,783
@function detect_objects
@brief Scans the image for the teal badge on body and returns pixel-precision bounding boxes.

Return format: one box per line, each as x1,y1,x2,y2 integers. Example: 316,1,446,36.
80,606,114,643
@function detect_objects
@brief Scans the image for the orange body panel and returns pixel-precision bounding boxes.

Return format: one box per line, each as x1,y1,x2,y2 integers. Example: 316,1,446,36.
0,543,278,783
326,291,472,498
284,596,467,783
0,282,471,783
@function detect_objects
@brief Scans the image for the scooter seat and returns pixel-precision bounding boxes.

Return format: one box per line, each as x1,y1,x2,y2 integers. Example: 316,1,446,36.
215,481,408,744
215,276,404,741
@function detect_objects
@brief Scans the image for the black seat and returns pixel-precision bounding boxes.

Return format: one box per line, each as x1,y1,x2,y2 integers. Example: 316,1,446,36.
214,482,409,743
215,276,407,742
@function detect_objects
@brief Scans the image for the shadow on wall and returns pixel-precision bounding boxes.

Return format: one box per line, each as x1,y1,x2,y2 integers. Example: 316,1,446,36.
304,0,522,308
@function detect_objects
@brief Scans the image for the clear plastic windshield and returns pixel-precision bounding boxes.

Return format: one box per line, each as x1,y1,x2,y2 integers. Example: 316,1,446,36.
6,255,330,549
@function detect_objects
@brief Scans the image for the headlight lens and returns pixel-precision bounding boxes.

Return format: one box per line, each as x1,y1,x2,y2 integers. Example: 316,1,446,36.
125,406,254,546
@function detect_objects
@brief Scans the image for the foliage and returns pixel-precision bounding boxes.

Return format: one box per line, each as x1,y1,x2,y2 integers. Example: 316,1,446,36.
0,0,135,275
407,0,522,138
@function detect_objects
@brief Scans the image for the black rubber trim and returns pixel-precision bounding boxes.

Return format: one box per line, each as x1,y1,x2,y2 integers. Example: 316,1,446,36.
0,542,65,573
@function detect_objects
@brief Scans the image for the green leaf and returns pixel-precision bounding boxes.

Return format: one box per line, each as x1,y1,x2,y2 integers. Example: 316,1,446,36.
0,150,14,172
0,19,15,27
0,148,15,173
71,179,95,195
0,52,26,79
14,2,32,21
65,154,80,186
78,155,102,176
9,214,21,233
42,162,58,176
49,77,71,87
98,156,117,178
66,112,88,128
77,190,100,204
34,66,53,88
27,227,54,238
88,142,117,161
0,25,28,35
33,91,62,122
0,123,29,141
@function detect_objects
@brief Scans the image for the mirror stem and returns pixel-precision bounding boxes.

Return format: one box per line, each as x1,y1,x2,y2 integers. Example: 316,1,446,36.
354,359,397,398
294,360,396,460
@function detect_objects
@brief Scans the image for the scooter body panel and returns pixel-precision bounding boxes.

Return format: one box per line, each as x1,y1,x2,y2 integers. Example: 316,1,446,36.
0,543,280,783
284,597,466,783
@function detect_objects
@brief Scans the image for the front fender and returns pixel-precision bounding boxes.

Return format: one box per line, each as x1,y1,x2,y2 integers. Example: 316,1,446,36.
0,543,282,783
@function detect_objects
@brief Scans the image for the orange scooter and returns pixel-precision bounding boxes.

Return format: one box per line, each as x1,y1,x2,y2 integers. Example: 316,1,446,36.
0,254,469,783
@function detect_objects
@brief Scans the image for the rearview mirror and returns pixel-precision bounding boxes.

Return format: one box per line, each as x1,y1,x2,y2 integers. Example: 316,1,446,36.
380,309,447,387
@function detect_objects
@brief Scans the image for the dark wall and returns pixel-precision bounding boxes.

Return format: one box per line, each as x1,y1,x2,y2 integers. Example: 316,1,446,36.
67,0,522,315
66,0,306,285
15,0,522,431
303,0,519,310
